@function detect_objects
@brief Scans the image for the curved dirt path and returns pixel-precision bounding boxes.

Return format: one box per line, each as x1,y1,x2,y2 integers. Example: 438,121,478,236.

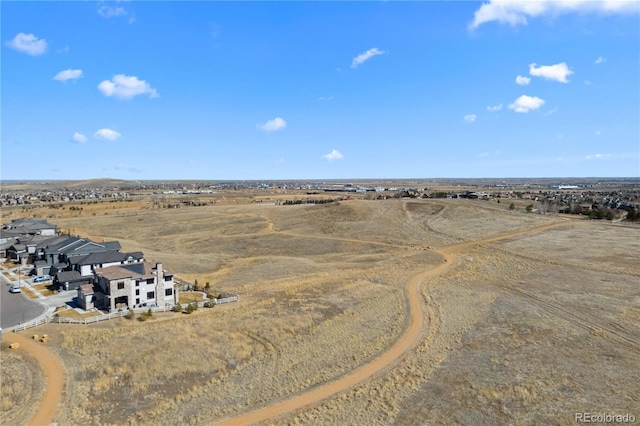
213,220,570,425
6,332,64,426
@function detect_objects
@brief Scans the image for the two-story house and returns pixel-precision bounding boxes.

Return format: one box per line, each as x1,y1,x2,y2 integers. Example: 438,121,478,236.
93,262,177,311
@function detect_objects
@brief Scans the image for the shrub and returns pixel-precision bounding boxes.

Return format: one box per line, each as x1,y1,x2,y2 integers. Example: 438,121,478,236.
172,303,183,313
124,308,135,320
184,304,194,314
509,203,515,210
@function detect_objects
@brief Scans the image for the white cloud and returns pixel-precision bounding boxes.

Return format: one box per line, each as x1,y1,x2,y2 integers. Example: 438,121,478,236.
54,69,83,81
98,2,135,23
487,104,503,112
98,74,158,99
94,128,122,141
584,80,593,86
508,95,545,113
98,5,126,18
515,75,531,85
479,150,502,158
5,32,47,56
318,96,334,101
595,130,601,135
258,117,287,132
114,164,143,173
72,132,87,143
464,114,477,123
595,56,607,64
323,149,344,161
585,153,611,160
469,0,639,30
351,48,386,69
543,106,559,116
529,62,573,83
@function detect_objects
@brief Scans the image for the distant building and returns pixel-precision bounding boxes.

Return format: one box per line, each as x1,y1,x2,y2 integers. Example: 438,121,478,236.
548,185,580,190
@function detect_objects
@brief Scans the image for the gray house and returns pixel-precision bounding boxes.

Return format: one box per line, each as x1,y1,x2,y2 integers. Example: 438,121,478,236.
69,251,144,277
37,236,122,265
54,270,92,291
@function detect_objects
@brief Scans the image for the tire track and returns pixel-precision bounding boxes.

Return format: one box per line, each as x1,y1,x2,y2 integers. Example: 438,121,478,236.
504,286,640,350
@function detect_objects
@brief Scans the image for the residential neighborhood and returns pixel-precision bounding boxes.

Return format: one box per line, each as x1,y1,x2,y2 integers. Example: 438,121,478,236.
1,218,178,312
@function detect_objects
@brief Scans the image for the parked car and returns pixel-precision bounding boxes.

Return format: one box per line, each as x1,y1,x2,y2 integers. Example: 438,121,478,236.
9,285,21,293
33,275,51,283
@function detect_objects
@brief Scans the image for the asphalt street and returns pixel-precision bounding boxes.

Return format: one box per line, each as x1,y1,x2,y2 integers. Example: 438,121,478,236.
0,272,47,329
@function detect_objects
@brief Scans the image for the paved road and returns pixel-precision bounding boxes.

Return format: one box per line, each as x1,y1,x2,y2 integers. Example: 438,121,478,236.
0,269,47,329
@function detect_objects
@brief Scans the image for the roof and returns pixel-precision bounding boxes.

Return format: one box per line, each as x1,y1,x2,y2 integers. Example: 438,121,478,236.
55,270,86,283
69,251,144,266
45,237,122,257
95,262,168,281
79,284,94,295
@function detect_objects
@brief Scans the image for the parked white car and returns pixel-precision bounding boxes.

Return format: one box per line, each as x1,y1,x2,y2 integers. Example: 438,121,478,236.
9,285,21,293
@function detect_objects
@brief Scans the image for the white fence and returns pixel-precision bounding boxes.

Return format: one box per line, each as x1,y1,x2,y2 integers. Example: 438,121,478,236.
9,316,50,333
8,295,239,332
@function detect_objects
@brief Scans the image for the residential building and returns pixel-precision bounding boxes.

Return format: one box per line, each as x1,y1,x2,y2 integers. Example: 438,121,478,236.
93,262,177,311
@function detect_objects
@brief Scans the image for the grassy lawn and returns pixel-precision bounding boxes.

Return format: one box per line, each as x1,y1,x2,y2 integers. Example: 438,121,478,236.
55,309,102,319
32,283,56,296
179,292,205,304
21,286,39,299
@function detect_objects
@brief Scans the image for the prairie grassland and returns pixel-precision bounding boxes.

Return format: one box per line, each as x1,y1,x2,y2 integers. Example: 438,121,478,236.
5,197,639,425
0,347,44,424
275,222,640,426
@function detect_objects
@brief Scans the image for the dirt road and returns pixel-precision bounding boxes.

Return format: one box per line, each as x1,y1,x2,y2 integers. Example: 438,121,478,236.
6,331,64,426
213,220,569,425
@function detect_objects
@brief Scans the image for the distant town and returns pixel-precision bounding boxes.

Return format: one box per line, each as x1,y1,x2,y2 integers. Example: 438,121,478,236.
2,178,638,220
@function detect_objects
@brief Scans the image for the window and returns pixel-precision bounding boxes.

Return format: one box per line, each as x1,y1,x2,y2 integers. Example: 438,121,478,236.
135,289,140,296
146,278,154,284
147,291,154,299
165,288,173,296
117,281,125,290
135,281,140,287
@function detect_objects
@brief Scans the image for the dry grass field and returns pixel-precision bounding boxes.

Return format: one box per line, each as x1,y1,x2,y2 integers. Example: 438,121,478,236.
1,194,638,425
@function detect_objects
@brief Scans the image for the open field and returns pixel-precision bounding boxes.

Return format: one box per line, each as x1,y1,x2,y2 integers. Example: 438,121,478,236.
1,195,638,425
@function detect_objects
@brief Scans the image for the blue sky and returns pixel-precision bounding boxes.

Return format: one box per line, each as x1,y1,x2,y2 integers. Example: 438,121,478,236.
2,1,639,180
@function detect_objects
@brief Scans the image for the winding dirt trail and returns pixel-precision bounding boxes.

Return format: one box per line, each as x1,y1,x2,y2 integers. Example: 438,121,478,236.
213,220,570,425
7,331,64,426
